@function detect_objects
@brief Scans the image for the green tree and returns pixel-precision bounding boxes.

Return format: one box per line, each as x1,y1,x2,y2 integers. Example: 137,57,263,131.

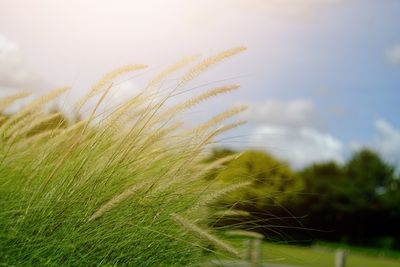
300,161,349,212
344,149,395,210
209,150,302,210
297,149,399,246
299,149,396,213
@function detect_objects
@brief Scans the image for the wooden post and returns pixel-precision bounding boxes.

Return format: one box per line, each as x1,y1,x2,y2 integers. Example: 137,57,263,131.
243,239,252,261
225,230,264,266
335,249,346,267
250,238,262,267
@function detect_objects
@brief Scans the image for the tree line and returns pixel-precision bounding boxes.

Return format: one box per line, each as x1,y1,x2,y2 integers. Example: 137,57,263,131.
206,148,400,250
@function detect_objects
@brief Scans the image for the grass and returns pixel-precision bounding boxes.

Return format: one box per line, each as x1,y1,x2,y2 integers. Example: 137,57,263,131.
222,238,400,267
0,48,247,266
262,242,400,267
314,241,400,260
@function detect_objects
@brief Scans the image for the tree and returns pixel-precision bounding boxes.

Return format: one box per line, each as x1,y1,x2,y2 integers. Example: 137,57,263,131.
296,149,399,246
300,161,349,212
206,148,400,248
207,149,302,214
344,149,395,210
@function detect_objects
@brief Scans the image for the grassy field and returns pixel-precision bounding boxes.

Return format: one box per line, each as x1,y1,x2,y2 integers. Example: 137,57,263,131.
211,238,400,267
260,242,400,267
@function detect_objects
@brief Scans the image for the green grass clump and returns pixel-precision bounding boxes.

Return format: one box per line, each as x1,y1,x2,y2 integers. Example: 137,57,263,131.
0,48,247,266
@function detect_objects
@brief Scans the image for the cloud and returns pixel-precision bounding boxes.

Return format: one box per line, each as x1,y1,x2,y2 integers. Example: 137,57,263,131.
349,119,400,169
232,0,346,16
374,119,400,166
245,99,344,168
0,33,44,90
184,0,348,26
384,44,400,66
110,81,141,102
249,124,344,169
243,99,317,128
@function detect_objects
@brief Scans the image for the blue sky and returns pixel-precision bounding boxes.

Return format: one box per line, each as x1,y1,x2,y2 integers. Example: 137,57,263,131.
257,0,400,167
0,0,399,168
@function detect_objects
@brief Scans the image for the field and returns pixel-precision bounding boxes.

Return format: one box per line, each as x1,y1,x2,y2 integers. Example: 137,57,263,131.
262,243,400,267
213,240,400,267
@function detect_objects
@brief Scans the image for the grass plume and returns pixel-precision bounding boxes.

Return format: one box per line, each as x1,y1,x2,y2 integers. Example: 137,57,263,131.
179,47,246,87
171,213,241,258
75,64,147,112
0,48,247,266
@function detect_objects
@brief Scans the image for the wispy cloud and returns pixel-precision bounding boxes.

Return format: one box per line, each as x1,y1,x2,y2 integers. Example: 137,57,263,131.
246,99,400,169
0,33,44,91
350,119,400,169
374,119,400,167
243,99,317,128
385,44,400,66
249,124,344,168
232,0,347,16
245,99,344,168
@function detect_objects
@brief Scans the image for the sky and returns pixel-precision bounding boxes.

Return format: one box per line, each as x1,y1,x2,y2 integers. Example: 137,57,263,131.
0,0,400,169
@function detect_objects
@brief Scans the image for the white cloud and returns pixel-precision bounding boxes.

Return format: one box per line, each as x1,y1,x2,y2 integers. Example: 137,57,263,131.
348,119,400,169
249,124,344,169
109,80,142,104
374,119,400,166
244,99,317,127
182,0,348,27
245,98,344,168
231,0,346,17
0,33,44,90
384,44,400,66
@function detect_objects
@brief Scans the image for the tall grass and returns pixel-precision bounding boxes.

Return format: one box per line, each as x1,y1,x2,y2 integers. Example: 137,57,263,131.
0,48,247,266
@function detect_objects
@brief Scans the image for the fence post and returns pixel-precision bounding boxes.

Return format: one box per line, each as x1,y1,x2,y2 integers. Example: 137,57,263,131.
250,238,262,267
243,239,252,261
225,230,264,266
335,249,346,267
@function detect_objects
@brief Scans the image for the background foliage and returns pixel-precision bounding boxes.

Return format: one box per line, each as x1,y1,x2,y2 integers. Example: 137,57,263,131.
207,147,400,250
